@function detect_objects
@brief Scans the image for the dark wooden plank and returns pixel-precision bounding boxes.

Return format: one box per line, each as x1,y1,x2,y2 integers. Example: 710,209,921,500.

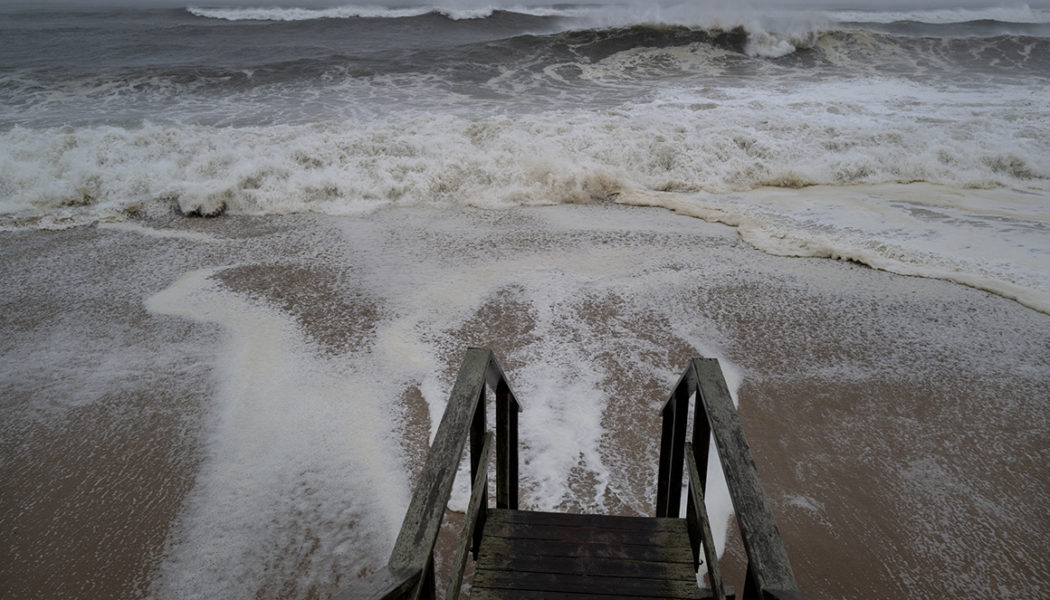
496,382,510,509
666,383,690,517
691,386,711,492
474,553,698,580
470,588,727,600
694,358,798,594
477,536,694,563
481,521,695,547
507,392,519,509
473,569,706,599
657,364,700,517
487,509,685,532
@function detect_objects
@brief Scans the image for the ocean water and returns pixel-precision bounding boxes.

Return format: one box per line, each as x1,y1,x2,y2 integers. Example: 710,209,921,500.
2,1,1049,311
2,3,1050,600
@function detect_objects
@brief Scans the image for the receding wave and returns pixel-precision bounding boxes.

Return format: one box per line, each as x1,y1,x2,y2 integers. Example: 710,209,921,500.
186,4,584,22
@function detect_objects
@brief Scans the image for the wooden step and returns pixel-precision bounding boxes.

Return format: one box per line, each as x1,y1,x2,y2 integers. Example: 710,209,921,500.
471,509,725,600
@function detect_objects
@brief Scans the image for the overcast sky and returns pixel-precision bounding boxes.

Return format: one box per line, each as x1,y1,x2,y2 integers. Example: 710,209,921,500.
5,0,1046,8
6,0,1048,13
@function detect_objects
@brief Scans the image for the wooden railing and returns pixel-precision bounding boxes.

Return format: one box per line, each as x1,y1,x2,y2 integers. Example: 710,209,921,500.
336,348,522,600
657,358,809,600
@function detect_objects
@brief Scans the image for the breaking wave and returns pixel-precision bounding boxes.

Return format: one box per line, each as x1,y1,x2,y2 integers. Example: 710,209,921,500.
186,4,585,22
2,78,1046,225
829,5,1050,26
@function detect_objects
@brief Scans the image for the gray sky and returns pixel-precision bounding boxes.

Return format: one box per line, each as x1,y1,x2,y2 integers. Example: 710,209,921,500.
7,0,1047,8
7,0,1049,13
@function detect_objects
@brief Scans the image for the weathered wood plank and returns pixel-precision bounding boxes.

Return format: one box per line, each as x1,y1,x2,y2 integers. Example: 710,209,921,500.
444,433,492,600
481,521,695,547
487,509,685,532
470,588,728,600
473,569,706,598
482,353,522,410
477,536,694,563
473,553,698,580
693,358,798,594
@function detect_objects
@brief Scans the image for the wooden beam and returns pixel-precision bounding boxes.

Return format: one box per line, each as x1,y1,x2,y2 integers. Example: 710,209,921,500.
483,352,524,412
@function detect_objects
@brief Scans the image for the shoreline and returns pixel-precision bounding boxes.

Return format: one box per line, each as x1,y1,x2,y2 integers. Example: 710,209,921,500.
1,205,1047,599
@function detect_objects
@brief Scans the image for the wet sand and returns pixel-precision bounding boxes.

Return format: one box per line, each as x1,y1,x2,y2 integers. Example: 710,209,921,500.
1,205,1047,599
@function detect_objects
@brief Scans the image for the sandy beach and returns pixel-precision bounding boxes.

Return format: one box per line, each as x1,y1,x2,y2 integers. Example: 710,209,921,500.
1,204,1047,599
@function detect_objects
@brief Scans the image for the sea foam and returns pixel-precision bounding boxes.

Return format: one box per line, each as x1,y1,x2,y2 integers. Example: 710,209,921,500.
3,74,1048,312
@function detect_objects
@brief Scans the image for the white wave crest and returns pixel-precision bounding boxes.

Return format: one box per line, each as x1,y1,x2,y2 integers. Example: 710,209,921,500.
2,79,1047,221
4,77,1047,312
188,5,430,21
828,5,1050,25
186,4,583,22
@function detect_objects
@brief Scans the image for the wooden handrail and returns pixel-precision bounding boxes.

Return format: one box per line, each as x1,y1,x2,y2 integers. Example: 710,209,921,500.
337,349,521,600
657,358,808,600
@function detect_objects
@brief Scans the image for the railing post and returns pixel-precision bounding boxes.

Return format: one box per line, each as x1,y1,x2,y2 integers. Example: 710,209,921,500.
496,379,519,509
687,380,712,567
691,384,711,494
508,391,519,509
338,349,525,600
665,382,690,517
686,443,727,600
656,400,675,517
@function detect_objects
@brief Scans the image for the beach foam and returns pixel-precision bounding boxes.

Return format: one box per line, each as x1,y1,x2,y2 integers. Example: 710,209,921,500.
5,204,1049,599
145,267,412,599
126,208,749,598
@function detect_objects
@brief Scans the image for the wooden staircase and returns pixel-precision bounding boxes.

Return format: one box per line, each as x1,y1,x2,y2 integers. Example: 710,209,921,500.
339,349,809,600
